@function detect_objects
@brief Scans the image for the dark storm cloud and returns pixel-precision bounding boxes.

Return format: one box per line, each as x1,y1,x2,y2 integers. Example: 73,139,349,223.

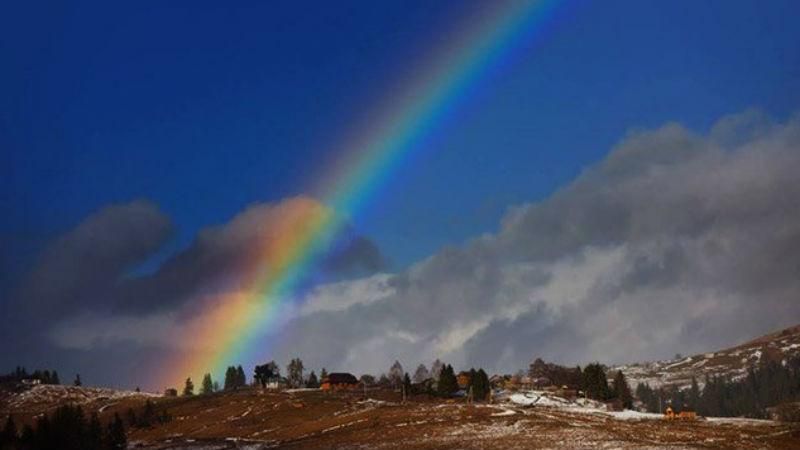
9,110,800,387
112,197,387,313
322,235,387,277
270,111,800,376
1,196,385,386
16,199,173,315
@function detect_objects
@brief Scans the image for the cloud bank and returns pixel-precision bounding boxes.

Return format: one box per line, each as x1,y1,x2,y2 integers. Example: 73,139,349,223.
271,110,800,376
3,110,799,388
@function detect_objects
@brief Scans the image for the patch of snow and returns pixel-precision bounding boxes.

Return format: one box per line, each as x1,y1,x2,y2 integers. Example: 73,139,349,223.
705,417,775,425
606,410,663,421
490,407,517,417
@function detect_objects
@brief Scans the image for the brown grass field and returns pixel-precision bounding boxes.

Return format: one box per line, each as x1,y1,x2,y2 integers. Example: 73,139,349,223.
3,386,800,449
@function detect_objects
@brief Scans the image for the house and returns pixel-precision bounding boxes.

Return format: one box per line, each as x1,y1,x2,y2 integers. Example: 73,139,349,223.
664,406,698,420
456,371,472,390
21,378,41,386
489,374,508,389
321,373,359,391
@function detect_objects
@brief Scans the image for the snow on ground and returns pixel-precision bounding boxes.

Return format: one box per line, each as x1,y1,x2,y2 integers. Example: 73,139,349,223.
499,389,780,425
489,407,517,417
504,390,605,410
506,391,573,407
705,416,775,426
605,410,664,421
7,384,159,410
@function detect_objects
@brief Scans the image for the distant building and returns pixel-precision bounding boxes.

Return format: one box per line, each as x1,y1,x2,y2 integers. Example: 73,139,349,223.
664,405,698,420
456,372,472,390
320,373,359,391
489,374,508,389
21,379,41,386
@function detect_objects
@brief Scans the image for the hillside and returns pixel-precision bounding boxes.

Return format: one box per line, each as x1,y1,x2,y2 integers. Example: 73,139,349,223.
0,384,158,419
2,385,798,449
614,324,800,390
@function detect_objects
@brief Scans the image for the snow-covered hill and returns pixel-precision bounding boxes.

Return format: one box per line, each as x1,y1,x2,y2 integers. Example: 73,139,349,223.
1,384,159,415
613,324,800,390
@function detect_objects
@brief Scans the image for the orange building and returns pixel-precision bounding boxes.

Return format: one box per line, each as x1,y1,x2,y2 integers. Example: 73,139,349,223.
457,372,472,390
320,373,359,391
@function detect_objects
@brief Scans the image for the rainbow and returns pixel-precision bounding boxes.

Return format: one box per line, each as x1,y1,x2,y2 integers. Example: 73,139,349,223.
161,0,560,388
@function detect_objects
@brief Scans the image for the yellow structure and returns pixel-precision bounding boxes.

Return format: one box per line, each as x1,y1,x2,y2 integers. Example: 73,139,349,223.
664,406,698,420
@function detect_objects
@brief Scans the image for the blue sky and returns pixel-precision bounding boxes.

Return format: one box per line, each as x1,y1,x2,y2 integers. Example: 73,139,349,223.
3,0,800,388
3,0,799,269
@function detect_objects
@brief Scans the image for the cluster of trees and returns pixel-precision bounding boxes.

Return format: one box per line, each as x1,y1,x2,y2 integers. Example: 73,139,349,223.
182,378,194,396
636,356,800,418
466,368,490,401
359,360,495,401
0,368,62,385
286,358,304,388
200,373,219,395
0,406,125,450
254,361,279,388
123,400,172,429
252,359,323,389
528,359,583,388
435,364,458,396
223,366,247,390
580,363,633,408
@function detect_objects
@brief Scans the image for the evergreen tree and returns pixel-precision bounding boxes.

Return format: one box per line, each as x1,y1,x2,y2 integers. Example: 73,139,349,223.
688,376,701,412
125,408,138,427
105,413,127,450
307,371,319,388
403,372,412,396
19,424,34,449
51,370,60,385
182,377,194,396
612,371,633,409
583,363,610,401
87,412,103,449
224,366,235,390
140,400,156,427
1,415,18,447
201,373,214,395
437,364,458,397
74,374,82,387
472,369,490,401
236,365,246,387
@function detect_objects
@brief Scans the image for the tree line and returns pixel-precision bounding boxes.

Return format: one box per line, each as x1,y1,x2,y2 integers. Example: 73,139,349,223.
636,356,800,418
0,406,126,450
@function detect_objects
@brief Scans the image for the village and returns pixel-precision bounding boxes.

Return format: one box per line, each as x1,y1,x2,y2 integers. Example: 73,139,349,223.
3,352,799,450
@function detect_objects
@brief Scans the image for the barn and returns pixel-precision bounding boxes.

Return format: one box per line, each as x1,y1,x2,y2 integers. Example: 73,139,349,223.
321,373,359,391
